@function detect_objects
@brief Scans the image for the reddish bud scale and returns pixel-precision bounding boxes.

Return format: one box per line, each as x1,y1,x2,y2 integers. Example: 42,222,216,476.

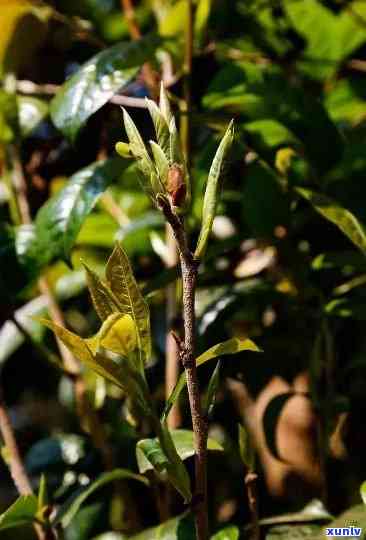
167,164,186,207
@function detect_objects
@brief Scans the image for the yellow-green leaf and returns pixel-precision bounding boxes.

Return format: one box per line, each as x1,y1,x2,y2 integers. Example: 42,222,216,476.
150,140,169,185
162,337,260,421
296,188,366,254
194,121,234,259
122,107,154,182
159,82,173,126
86,313,137,357
106,244,151,370
83,263,119,321
146,98,170,156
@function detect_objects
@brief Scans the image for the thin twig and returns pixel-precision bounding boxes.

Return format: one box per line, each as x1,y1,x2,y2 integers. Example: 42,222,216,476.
245,471,260,540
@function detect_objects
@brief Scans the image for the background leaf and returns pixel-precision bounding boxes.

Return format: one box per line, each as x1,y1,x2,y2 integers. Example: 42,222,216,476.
0,495,37,531
50,35,159,140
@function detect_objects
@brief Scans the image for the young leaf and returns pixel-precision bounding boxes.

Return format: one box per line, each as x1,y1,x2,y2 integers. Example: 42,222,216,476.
162,337,260,421
146,98,170,156
194,121,234,259
105,244,151,369
296,188,366,254
122,107,155,181
83,263,119,321
86,313,137,357
159,82,173,126
115,141,132,158
204,360,221,418
32,158,125,267
53,469,148,528
169,116,184,165
50,36,159,141
238,423,256,471
0,495,38,531
150,140,169,186
40,318,125,390
37,474,48,512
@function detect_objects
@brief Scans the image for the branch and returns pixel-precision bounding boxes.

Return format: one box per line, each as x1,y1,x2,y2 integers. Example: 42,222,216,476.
158,198,208,540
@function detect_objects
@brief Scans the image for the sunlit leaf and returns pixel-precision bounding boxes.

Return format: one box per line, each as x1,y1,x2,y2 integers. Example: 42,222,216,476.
17,96,48,137
162,337,260,421
83,264,119,322
0,495,37,531
195,121,234,259
106,243,151,370
150,140,169,186
296,188,366,254
86,313,137,357
146,98,170,156
53,469,148,528
122,107,155,183
204,360,220,418
211,525,240,540
50,36,159,141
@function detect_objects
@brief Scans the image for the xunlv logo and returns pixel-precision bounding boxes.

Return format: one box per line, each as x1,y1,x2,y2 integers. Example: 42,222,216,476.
325,528,362,537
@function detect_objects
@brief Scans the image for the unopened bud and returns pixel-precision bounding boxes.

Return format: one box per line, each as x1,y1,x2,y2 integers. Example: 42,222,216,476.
167,164,186,207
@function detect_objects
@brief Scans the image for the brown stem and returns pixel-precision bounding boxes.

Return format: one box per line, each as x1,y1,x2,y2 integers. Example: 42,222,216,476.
158,198,208,540
0,386,47,540
245,471,260,540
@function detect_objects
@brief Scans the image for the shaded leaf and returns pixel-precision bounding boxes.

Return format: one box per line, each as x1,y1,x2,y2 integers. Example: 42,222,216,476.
53,469,148,528
106,243,151,369
131,513,195,540
238,423,255,471
0,495,37,531
163,337,260,421
31,158,126,268
50,36,159,140
296,188,366,254
195,120,234,259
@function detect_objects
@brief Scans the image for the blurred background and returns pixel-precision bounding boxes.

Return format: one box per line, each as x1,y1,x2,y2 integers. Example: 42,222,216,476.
2,0,366,538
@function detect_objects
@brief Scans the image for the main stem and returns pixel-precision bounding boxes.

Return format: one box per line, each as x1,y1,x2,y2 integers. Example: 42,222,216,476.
180,255,208,540
159,201,208,540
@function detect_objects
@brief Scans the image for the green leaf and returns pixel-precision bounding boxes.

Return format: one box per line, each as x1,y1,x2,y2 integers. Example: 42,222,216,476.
150,140,169,186
122,107,155,182
163,336,260,421
158,0,187,37
37,474,48,512
146,98,170,156
17,95,48,137
242,160,290,238
211,525,240,540
238,423,255,471
50,36,159,141
0,495,38,531
195,121,234,259
203,62,343,173
296,188,366,254
204,360,220,418
53,469,148,528
130,513,195,540
31,158,125,267
361,481,366,504
137,425,192,502
159,82,173,126
105,243,151,370
86,313,137,357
